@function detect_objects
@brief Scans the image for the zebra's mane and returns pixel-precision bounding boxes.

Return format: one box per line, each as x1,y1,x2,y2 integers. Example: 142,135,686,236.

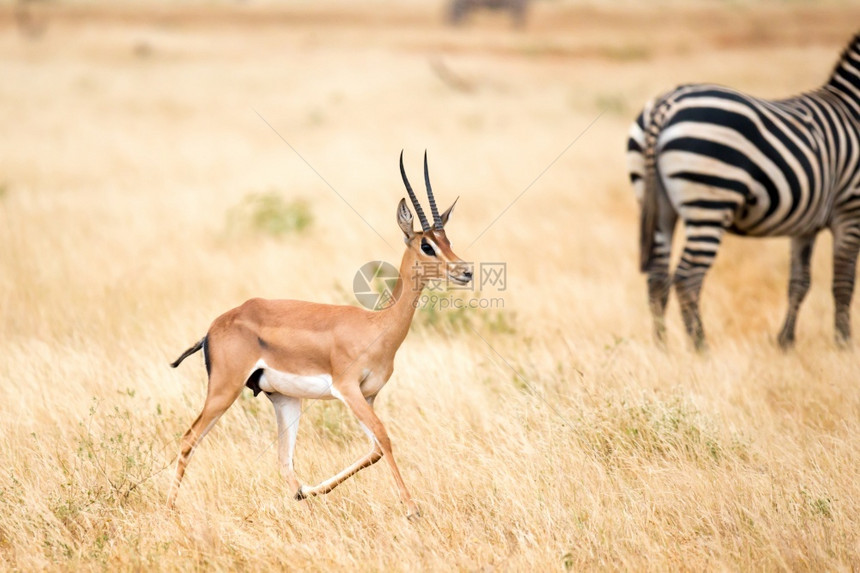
826,31,860,87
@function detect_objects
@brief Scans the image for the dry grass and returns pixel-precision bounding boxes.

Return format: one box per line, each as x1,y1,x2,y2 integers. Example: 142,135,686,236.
1,1,859,570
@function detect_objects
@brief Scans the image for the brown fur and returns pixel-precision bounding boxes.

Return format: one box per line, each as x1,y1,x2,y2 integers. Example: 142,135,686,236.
168,201,472,519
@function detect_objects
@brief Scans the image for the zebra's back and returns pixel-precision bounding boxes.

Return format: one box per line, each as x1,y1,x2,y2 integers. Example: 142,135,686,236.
628,83,859,238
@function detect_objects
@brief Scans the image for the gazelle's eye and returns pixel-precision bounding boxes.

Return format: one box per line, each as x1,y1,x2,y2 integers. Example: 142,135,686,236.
420,239,436,257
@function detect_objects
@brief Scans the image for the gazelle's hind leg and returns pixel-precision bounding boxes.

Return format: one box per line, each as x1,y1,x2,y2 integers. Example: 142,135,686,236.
778,234,817,349
167,373,244,508
673,217,729,352
267,393,305,499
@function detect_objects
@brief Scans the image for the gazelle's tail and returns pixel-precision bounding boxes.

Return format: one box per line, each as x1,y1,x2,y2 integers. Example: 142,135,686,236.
170,336,206,368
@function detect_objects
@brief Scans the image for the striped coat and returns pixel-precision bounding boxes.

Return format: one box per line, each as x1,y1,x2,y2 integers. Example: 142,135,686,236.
627,33,860,349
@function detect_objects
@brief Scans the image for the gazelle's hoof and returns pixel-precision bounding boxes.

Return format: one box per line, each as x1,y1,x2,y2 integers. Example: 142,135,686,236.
294,486,309,501
777,335,795,351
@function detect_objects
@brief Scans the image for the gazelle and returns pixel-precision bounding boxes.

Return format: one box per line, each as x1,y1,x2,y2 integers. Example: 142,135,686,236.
168,152,472,518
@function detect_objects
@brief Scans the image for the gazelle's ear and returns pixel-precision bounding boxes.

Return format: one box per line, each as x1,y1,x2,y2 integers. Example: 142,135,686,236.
397,198,415,240
440,196,459,227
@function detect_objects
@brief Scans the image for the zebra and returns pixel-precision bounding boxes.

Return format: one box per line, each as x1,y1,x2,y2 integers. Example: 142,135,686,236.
627,33,860,350
448,0,529,28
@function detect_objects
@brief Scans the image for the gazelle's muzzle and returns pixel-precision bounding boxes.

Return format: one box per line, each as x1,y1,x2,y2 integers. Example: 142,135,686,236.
447,262,474,286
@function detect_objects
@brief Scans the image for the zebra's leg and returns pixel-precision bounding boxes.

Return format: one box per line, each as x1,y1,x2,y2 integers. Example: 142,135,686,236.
673,221,726,351
647,209,678,347
832,224,860,347
777,234,817,349
648,270,672,346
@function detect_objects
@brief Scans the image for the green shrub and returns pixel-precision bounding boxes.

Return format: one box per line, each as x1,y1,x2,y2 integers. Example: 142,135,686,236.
226,190,313,238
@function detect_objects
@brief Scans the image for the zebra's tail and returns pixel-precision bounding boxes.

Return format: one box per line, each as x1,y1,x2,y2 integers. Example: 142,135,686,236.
170,336,206,368
639,97,670,273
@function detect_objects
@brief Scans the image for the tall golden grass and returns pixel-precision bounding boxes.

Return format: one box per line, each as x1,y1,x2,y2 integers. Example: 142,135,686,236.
1,1,859,569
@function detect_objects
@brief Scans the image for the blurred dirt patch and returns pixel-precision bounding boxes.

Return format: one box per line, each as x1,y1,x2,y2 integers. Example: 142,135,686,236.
0,2,856,61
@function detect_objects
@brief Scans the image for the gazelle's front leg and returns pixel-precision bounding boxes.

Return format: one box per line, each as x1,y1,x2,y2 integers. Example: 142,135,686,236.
298,395,383,499
301,388,420,519
267,393,304,499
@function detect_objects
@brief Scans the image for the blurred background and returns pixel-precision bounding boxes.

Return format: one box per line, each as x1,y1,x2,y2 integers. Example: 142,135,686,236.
2,1,860,569
4,0,858,338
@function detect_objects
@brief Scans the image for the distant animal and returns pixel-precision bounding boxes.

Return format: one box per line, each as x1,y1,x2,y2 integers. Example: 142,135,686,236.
628,32,860,350
448,0,529,28
16,0,49,38
168,152,473,518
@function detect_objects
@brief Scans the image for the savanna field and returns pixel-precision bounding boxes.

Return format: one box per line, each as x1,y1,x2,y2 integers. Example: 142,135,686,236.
2,1,860,569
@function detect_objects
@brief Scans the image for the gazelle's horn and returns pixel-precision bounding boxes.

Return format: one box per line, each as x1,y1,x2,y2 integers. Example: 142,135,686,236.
424,151,443,229
400,150,430,232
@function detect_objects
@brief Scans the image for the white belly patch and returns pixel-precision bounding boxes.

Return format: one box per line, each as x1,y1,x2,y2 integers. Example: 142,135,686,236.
253,360,335,399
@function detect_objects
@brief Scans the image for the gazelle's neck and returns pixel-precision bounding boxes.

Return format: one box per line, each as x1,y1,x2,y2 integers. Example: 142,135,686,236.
378,248,430,347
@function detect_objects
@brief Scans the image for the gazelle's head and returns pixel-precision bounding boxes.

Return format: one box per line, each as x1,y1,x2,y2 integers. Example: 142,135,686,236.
397,151,473,287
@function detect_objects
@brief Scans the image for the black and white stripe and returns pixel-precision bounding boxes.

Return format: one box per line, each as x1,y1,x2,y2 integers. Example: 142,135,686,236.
627,33,860,349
